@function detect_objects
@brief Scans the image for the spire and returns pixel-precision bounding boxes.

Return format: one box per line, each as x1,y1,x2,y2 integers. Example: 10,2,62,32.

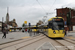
6,7,9,24
7,7,9,13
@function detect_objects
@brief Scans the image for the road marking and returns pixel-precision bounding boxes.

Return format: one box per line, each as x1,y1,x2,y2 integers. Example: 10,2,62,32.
36,42,56,50
22,37,30,39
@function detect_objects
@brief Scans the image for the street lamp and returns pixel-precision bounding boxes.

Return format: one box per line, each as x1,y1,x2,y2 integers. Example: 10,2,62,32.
2,17,4,32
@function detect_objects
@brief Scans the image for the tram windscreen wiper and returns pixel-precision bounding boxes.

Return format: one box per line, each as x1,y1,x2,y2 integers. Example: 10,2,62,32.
52,22,60,30
53,25,59,30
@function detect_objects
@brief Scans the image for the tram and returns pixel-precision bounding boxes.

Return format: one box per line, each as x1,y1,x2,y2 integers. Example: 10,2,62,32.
32,26,37,32
32,17,65,38
45,17,65,38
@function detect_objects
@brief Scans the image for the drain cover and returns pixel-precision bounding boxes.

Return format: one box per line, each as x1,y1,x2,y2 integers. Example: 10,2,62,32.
36,42,56,50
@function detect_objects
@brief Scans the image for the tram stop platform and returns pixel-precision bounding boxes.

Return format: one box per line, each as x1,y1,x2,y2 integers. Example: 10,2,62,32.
65,31,75,40
0,32,29,45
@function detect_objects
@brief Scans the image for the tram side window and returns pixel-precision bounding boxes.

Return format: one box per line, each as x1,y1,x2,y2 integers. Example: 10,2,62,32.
48,22,52,28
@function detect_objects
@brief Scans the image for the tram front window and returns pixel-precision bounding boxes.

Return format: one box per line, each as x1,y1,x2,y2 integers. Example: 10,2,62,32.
52,22,64,30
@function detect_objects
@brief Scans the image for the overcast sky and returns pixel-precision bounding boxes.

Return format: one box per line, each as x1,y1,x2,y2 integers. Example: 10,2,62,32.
0,0,75,27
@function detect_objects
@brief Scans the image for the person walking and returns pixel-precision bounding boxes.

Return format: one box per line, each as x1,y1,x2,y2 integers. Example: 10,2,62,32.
2,29,6,38
29,29,32,36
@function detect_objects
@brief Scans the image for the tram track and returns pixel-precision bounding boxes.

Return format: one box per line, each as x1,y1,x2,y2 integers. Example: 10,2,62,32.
0,33,67,50
43,32,75,50
41,33,74,50
0,33,75,50
17,36,66,50
39,33,75,50
64,36,75,41
64,38,75,44
16,35,46,50
0,34,45,50
55,38,75,50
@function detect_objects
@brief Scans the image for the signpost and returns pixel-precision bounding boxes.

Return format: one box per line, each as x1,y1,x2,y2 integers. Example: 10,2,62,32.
0,22,2,31
24,21,27,24
24,21,27,28
29,23,31,36
29,23,31,27
29,23,31,32
65,21,67,25
2,17,4,32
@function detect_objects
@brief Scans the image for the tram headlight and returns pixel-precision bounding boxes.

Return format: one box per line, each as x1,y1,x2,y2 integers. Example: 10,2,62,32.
53,31,56,34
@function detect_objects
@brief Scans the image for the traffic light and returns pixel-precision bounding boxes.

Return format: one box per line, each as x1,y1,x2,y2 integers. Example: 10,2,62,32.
67,12,71,25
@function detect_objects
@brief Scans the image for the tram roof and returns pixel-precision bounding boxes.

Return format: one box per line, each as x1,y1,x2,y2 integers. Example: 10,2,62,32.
48,17,63,21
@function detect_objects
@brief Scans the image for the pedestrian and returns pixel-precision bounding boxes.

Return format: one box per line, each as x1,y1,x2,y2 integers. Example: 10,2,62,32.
34,32,36,35
6,28,8,34
65,31,67,36
2,29,7,38
29,29,32,36
25,29,27,32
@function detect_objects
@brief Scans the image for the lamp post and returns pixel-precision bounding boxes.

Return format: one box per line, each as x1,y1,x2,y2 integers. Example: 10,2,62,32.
69,8,72,31
2,17,4,32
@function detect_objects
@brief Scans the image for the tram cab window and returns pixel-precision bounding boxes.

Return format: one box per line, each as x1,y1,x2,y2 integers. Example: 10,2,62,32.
52,19,64,30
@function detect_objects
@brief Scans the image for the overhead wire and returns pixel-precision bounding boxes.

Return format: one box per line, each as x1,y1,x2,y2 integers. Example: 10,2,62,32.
47,0,56,15
36,0,56,15
36,0,47,14
36,0,56,23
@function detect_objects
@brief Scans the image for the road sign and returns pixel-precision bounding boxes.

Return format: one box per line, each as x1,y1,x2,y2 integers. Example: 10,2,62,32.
0,22,2,27
29,23,31,26
65,21,67,25
24,21,27,24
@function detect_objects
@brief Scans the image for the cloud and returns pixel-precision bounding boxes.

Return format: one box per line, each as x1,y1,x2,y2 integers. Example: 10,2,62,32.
8,6,46,26
0,0,75,26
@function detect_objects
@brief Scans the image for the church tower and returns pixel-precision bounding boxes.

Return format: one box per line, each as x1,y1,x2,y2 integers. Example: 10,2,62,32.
6,7,9,24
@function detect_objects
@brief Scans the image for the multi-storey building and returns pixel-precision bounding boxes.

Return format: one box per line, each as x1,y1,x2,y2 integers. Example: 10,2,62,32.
56,7,75,31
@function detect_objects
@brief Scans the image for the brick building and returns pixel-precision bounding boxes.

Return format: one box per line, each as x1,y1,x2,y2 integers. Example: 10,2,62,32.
56,7,75,31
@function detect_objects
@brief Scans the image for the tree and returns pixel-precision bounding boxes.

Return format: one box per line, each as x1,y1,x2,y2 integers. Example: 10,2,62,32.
36,20,43,25
22,23,25,27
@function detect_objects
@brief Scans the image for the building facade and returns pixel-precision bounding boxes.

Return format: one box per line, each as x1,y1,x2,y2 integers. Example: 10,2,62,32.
56,7,75,31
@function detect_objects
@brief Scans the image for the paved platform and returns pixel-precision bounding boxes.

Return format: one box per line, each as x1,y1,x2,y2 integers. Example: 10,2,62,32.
67,32,75,37
36,42,56,50
0,32,2,34
0,32,30,44
0,31,75,45
64,32,75,40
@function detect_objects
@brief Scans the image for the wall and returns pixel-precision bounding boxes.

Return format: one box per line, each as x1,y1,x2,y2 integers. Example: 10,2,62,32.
56,7,75,31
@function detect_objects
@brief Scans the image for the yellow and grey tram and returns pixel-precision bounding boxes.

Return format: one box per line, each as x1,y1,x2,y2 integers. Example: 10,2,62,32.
46,17,65,38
